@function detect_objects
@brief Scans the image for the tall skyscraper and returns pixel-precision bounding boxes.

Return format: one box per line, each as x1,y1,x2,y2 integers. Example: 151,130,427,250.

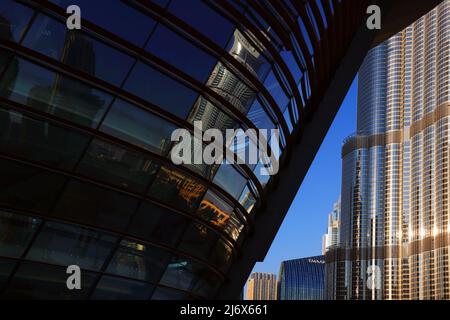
246,272,277,300
322,198,341,255
328,0,450,300
278,256,325,300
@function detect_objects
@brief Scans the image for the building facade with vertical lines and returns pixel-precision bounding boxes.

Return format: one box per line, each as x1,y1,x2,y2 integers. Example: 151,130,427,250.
278,256,325,300
245,272,277,300
327,0,450,300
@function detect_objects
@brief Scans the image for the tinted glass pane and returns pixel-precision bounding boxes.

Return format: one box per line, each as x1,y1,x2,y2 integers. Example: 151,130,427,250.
212,165,247,199
168,0,234,48
100,99,175,155
264,70,289,112
92,275,154,300
53,180,139,232
4,262,96,299
0,158,67,212
23,14,134,86
148,166,207,213
0,107,90,170
196,191,243,241
247,98,275,130
159,256,221,297
146,24,216,83
238,185,256,214
26,222,117,271
128,202,188,247
50,0,156,46
0,259,16,290
225,30,271,81
177,224,233,272
2,58,112,127
0,211,41,258
77,139,158,193
106,240,171,283
0,0,34,42
123,62,197,119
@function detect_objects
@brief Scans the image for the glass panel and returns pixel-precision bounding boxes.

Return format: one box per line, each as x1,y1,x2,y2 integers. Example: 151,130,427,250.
0,107,90,170
247,97,275,130
238,185,256,214
196,191,243,241
23,14,134,86
92,275,154,300
264,70,289,112
53,180,139,232
0,211,41,258
147,24,216,83
0,158,67,212
4,262,96,299
0,259,16,289
50,0,156,47
26,222,117,271
159,255,221,297
100,99,175,155
0,0,34,43
168,0,235,48
225,30,271,81
77,139,158,193
151,286,192,300
177,222,217,261
148,166,207,214
123,62,197,119
2,58,113,128
177,222,234,271
212,164,247,199
106,240,171,283
128,202,189,247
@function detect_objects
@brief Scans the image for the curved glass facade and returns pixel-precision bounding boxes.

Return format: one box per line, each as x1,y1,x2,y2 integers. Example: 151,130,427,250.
278,256,325,300
0,0,354,299
329,0,450,300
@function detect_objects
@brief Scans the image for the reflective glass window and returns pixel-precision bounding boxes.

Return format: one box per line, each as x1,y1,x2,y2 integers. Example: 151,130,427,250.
159,256,221,297
106,240,171,283
4,262,96,299
0,211,41,258
177,222,233,271
0,158,67,212
0,107,90,170
26,222,117,271
196,191,243,241
100,99,176,155
0,259,16,289
0,0,34,43
123,62,197,119
77,139,158,193
238,185,256,214
50,0,156,47
146,24,216,83
168,0,235,48
92,275,154,300
2,58,113,128
148,166,207,214
264,70,289,112
53,180,139,232
128,202,188,247
212,165,247,199
23,14,134,86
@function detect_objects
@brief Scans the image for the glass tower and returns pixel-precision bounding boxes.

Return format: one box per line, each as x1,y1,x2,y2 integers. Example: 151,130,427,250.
328,0,450,300
278,256,325,300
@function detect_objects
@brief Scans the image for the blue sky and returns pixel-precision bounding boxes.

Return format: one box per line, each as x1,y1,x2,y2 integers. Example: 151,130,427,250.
251,76,358,276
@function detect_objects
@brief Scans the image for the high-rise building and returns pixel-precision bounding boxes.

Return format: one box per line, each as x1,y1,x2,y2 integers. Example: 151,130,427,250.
322,198,341,255
0,0,440,300
245,272,277,300
278,256,325,300
328,0,450,300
